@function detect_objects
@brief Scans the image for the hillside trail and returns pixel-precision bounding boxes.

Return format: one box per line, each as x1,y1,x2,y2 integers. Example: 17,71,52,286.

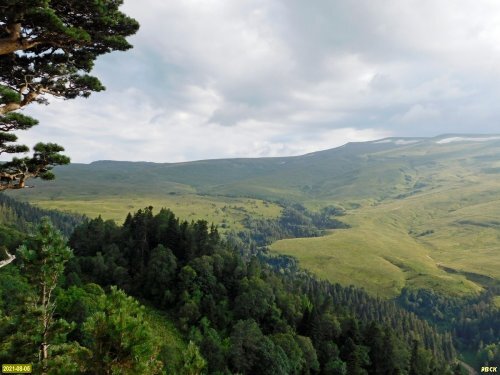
0,251,15,269
460,360,478,375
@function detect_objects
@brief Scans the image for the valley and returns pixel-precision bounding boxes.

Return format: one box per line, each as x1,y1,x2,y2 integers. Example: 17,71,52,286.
8,135,500,298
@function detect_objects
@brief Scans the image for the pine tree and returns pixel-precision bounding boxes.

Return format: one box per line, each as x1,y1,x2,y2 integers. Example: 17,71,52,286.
17,218,73,369
0,1,139,189
82,287,163,374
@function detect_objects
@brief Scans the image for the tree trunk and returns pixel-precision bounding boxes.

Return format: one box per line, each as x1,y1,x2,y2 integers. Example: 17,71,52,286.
0,102,22,115
0,24,38,55
0,183,26,191
40,282,49,375
1,91,39,115
0,39,37,55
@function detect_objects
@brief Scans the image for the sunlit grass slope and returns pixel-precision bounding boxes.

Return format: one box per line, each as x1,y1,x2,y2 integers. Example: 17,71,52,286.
272,137,500,297
28,194,281,231
270,195,488,298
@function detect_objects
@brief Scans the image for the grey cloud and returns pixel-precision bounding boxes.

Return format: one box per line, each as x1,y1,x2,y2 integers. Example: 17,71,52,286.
8,0,500,163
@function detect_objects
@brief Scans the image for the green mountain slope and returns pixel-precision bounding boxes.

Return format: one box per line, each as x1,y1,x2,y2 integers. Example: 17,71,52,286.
6,136,417,201
8,134,500,297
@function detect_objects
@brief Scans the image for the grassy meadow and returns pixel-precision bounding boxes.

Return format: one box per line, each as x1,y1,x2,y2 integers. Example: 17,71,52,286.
26,194,282,232
272,145,500,297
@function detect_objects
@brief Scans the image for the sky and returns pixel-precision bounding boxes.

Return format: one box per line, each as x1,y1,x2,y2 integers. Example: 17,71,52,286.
16,0,500,163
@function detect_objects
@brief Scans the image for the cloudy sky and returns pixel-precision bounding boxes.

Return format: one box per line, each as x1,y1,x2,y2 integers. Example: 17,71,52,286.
17,0,500,162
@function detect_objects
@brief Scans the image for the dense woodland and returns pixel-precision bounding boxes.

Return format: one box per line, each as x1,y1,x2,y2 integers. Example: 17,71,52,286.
0,197,466,374
0,194,84,237
233,203,349,249
0,194,84,260
398,287,500,367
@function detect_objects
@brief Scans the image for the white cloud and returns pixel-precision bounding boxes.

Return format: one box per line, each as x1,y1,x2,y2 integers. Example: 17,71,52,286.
392,104,441,125
7,0,500,163
11,91,388,163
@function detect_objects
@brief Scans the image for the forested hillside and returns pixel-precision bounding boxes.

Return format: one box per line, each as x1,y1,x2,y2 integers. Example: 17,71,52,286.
0,194,85,237
66,207,458,374
0,194,84,261
397,287,500,366
0,202,462,374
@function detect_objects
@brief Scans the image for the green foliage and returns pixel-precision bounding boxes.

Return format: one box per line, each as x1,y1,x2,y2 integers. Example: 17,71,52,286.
476,343,500,367
56,284,105,342
324,358,347,375
0,226,23,252
17,218,73,291
67,207,456,374
410,340,433,375
0,87,70,190
0,193,85,238
0,211,184,373
179,341,206,375
0,86,21,105
234,276,276,321
82,287,163,374
0,0,138,189
398,287,500,356
0,0,139,101
0,143,70,189
0,267,86,372
229,319,289,375
145,245,177,306
0,265,30,317
296,335,320,374
0,111,38,130
271,333,305,375
235,202,348,249
0,219,76,372
16,219,73,368
142,306,188,374
0,112,37,156
341,337,370,375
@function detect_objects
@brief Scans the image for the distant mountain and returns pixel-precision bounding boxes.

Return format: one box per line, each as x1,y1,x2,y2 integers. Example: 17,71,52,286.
9,134,500,202
7,134,500,298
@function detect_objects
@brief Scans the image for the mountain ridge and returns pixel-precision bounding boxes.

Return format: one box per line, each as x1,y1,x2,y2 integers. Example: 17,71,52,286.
7,133,500,298
83,133,500,165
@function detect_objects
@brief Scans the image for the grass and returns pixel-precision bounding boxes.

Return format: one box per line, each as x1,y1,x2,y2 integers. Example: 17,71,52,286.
268,140,500,298
270,204,481,298
493,296,500,309
25,194,282,231
272,171,500,298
